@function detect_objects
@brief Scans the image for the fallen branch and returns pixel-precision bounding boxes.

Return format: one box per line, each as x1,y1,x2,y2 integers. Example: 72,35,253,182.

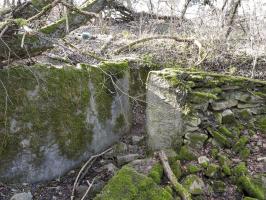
158,150,191,200
113,36,205,65
70,147,112,200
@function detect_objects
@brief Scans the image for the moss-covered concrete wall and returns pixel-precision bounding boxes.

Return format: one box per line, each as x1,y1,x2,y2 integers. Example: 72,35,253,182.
0,62,130,183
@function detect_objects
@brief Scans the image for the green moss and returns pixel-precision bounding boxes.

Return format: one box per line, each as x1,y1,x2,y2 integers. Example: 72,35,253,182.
233,136,249,153
0,65,94,159
212,180,226,193
239,109,252,120
148,163,164,184
191,91,218,100
240,147,251,160
257,116,266,134
169,159,182,179
218,126,235,138
113,114,126,132
238,176,265,200
209,129,230,148
182,175,204,195
14,18,28,27
177,145,197,161
218,154,231,176
233,162,248,176
205,164,219,177
210,148,219,158
94,166,173,200
186,164,201,174
243,197,259,200
89,61,128,123
0,62,128,162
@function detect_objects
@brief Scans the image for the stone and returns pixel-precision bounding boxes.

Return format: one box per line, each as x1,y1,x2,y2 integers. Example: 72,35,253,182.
81,32,92,40
146,73,183,150
113,142,128,155
237,103,260,109
250,107,266,115
10,192,33,200
185,125,200,132
117,154,140,166
186,116,201,127
212,181,226,193
205,164,219,177
185,132,208,149
182,175,205,195
222,109,236,124
198,156,210,167
132,135,144,145
98,163,118,175
229,92,250,102
211,99,238,111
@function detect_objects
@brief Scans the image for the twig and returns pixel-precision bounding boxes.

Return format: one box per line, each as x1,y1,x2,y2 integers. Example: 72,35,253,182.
158,150,191,200
70,147,112,200
80,178,95,200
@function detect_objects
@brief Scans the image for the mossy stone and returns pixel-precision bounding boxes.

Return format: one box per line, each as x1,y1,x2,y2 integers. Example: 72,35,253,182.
212,180,226,193
238,176,265,200
205,164,219,177
233,162,248,176
186,164,201,174
257,116,266,134
233,136,249,153
182,175,205,195
94,166,173,200
177,145,197,161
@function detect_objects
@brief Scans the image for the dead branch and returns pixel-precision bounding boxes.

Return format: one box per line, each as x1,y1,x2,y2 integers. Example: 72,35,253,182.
158,150,191,200
71,147,112,200
113,36,205,65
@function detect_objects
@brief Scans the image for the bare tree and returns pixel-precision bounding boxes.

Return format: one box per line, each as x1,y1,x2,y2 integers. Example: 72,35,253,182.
225,0,241,38
180,0,192,20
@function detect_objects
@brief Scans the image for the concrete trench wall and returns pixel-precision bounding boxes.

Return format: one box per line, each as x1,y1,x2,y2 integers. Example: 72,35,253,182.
0,62,130,183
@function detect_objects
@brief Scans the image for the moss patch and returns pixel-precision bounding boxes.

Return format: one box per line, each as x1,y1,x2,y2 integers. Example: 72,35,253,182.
94,166,173,200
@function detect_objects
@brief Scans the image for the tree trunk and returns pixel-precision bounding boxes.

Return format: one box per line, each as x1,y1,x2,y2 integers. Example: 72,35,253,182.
225,0,241,38
180,0,192,20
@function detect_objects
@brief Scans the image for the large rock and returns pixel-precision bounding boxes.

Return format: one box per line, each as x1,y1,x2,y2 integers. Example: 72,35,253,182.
146,73,183,150
0,62,130,183
10,192,33,200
